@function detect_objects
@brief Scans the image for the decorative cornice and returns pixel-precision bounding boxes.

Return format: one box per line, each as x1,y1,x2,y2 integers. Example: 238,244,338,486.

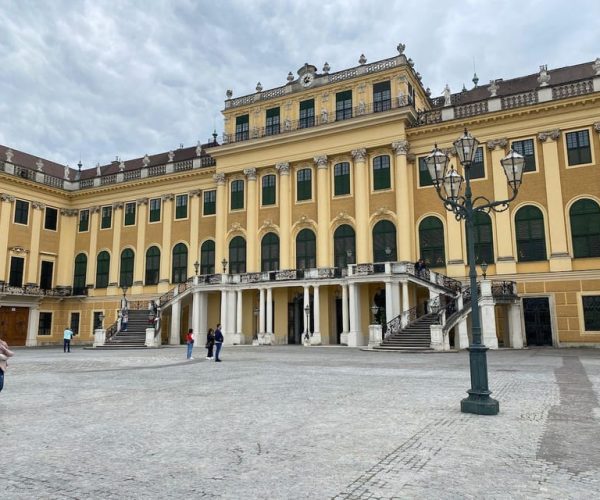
136,198,149,206
60,208,78,217
1,193,15,203
275,162,290,174
161,193,174,202
213,173,226,185
313,155,328,168
9,246,28,255
351,148,367,162
538,129,561,142
391,140,410,155
486,138,508,151
243,168,257,180
189,190,201,198
31,201,46,210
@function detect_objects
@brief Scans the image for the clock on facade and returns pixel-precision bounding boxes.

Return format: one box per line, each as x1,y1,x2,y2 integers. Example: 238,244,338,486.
301,73,315,87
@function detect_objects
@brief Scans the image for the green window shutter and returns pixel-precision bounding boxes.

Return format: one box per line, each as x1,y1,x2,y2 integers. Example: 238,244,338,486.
231,180,244,210
262,175,276,205
78,210,89,232
101,207,112,229
469,147,485,179
200,240,215,274
124,203,136,226
175,195,188,219
570,199,600,258
418,157,433,187
419,217,445,266
297,169,312,201
515,205,547,261
373,155,391,190
335,90,352,120
334,162,350,196
145,246,160,285
512,139,536,172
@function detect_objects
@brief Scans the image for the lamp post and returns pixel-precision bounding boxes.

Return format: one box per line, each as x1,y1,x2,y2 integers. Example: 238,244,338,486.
480,261,488,280
304,304,311,341
194,260,200,276
221,258,228,274
121,284,128,298
425,128,524,415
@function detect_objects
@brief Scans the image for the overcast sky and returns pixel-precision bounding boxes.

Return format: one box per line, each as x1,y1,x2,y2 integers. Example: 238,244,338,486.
1,0,599,169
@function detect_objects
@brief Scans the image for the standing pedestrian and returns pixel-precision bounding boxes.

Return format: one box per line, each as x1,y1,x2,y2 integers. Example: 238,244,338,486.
186,328,195,360
214,323,223,362
0,338,15,393
63,326,74,353
205,328,215,360
121,309,129,332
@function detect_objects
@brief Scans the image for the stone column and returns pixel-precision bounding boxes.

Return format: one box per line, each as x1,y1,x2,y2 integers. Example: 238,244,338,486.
455,294,469,349
266,286,273,345
348,282,363,347
219,289,228,343
234,289,244,344
188,190,201,273
87,207,100,288
259,287,266,341
26,201,44,285
192,289,201,339
244,168,258,272
538,130,571,271
311,285,322,345
0,194,15,282
341,284,349,345
508,302,524,349
159,194,174,290
392,140,413,262
170,296,181,345
351,149,370,263
479,279,498,349
401,281,410,327
26,305,40,346
487,139,516,274
56,209,77,289
213,173,227,267
276,162,291,269
133,198,148,293
200,292,208,338
314,155,330,267
108,202,123,291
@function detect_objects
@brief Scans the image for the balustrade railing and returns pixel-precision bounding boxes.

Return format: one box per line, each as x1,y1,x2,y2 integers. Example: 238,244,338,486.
0,284,76,297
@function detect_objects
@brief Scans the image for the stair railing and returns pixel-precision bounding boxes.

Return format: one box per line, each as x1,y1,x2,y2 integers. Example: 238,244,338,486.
105,320,119,342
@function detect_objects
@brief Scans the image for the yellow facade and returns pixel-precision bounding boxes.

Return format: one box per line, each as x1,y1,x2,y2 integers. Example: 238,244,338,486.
1,49,600,348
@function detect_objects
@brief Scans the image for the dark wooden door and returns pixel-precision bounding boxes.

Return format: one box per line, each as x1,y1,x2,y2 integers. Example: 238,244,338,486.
523,298,552,346
0,306,29,346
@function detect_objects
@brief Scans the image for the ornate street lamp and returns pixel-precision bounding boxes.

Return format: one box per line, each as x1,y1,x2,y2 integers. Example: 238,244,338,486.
221,258,228,274
424,128,524,415
304,304,311,341
121,284,128,298
371,304,379,324
480,261,488,279
194,260,200,276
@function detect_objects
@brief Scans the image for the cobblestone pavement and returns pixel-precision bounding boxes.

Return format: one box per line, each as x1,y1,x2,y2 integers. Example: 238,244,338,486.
1,346,599,499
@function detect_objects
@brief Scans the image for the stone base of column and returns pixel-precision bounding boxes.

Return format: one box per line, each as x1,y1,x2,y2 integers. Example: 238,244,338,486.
456,319,469,349
302,333,311,347
347,330,365,347
232,332,245,345
93,328,106,347
310,333,322,346
430,325,444,351
145,328,158,347
482,330,499,349
367,325,382,349
340,332,349,346
25,338,38,347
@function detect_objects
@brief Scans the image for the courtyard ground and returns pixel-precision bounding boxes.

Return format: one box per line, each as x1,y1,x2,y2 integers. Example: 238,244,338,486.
1,345,599,499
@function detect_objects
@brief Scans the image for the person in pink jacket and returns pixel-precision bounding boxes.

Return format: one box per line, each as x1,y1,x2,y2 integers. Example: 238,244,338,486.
0,338,15,393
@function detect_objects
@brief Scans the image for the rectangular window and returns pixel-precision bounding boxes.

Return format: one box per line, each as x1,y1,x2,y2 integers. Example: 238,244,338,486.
231,180,244,210
262,175,276,206
336,90,353,121
265,107,280,136
78,209,89,232
235,114,250,141
9,256,24,287
70,312,80,335
124,202,136,226
373,155,391,190
44,207,58,230
203,190,216,215
469,147,485,179
297,169,312,201
14,199,29,225
583,296,600,331
101,206,112,229
175,194,188,219
299,99,315,129
373,81,391,112
40,261,53,290
566,130,592,166
38,312,52,336
512,139,536,172
149,198,161,222
334,162,351,196
418,157,433,187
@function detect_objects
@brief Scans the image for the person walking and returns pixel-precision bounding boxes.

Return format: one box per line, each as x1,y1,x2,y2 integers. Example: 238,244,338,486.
63,326,74,353
186,328,195,360
214,323,223,362
205,328,215,360
0,338,15,393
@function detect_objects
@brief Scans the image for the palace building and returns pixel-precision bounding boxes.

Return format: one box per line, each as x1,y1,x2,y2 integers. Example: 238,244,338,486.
1,45,599,350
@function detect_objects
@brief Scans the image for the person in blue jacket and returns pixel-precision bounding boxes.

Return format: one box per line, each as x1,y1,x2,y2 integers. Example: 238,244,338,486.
214,324,223,362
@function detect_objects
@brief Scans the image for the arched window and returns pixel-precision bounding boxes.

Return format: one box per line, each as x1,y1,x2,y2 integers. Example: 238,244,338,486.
119,249,134,287
262,174,276,206
296,229,316,269
145,246,160,285
200,240,215,274
96,251,110,288
373,155,391,190
419,217,446,267
515,206,547,261
334,225,356,268
73,253,87,295
229,236,246,274
372,220,397,262
261,232,280,271
172,243,188,283
570,199,600,258
467,212,494,264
